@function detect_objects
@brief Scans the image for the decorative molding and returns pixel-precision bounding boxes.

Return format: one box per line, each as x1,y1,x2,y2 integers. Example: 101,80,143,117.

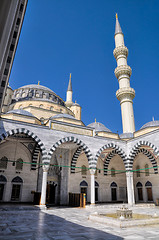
116,87,135,102
113,46,128,60
114,65,132,79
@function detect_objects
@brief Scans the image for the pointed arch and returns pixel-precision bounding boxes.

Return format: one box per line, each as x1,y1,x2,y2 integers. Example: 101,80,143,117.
0,128,47,160
128,141,158,174
95,143,127,171
71,146,83,173
48,137,93,168
104,150,119,175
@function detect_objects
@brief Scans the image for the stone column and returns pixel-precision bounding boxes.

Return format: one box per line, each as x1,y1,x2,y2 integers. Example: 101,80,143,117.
40,166,49,205
126,171,135,206
90,169,95,205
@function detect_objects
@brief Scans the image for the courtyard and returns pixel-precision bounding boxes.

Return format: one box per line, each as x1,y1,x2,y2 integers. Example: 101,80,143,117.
1,204,159,239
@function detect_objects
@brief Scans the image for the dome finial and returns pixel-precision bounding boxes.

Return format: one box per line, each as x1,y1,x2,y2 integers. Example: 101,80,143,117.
116,13,118,19
95,118,96,123
38,81,40,85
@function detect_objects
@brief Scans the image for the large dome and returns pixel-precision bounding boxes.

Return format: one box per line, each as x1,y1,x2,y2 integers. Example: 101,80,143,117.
140,120,159,130
12,84,65,107
88,122,111,133
20,84,55,94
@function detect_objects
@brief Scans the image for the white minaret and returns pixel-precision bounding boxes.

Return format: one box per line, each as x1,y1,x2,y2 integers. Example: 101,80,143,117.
65,73,73,107
113,14,135,133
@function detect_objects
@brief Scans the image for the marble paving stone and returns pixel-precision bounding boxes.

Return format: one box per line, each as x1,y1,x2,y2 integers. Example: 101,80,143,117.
1,204,159,239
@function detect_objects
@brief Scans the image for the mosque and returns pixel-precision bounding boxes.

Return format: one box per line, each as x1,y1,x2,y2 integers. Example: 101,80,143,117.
1,14,159,206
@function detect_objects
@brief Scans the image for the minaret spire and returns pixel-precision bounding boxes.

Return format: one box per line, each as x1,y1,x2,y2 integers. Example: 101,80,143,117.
115,13,123,35
65,73,73,107
113,15,135,133
67,73,72,91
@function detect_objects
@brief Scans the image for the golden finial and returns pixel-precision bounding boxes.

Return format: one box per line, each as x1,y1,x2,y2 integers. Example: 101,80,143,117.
38,81,40,85
116,13,118,19
69,73,72,80
75,100,77,103
95,118,96,123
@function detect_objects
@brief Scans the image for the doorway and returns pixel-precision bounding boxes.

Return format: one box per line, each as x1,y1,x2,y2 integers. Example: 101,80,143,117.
110,182,117,201
95,188,98,202
145,181,153,202
46,182,57,204
137,188,143,201
11,184,21,201
147,187,153,201
111,188,117,201
0,184,4,200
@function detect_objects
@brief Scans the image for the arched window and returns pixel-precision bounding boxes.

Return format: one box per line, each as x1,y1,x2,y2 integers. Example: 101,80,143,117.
0,175,7,182
19,104,23,109
145,181,152,187
111,168,116,177
28,104,32,107
36,91,39,97
50,106,54,111
136,182,143,187
16,159,23,170
0,157,8,169
136,165,140,177
21,92,26,98
39,104,43,108
110,182,117,187
80,180,88,187
145,164,149,176
40,117,45,124
81,165,87,175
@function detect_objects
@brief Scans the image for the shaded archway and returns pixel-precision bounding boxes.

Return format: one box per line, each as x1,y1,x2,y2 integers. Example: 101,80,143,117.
48,137,93,168
0,128,47,159
95,143,127,170
128,141,159,173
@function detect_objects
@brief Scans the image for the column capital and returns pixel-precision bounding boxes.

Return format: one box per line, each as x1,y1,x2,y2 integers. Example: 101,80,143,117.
90,169,96,175
43,164,49,172
126,171,133,177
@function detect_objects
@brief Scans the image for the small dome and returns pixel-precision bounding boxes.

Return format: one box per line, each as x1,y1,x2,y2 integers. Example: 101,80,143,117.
87,122,111,133
7,109,34,117
140,121,159,130
50,113,75,120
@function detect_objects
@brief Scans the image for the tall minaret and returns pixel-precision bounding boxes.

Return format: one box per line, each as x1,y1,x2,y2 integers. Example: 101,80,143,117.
113,14,135,133
65,73,73,107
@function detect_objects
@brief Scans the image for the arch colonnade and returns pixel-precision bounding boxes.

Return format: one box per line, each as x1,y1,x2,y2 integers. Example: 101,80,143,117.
0,124,159,206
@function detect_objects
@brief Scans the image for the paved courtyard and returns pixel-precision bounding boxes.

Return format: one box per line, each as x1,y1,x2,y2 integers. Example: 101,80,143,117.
1,204,159,239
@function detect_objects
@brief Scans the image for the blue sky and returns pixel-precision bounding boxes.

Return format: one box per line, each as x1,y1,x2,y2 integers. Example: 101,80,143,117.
9,0,159,134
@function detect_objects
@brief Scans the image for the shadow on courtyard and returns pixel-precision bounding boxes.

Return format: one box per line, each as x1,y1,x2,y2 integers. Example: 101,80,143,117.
0,206,123,240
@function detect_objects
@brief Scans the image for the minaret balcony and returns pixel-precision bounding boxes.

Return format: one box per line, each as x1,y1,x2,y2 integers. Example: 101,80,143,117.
113,46,128,60
116,87,135,102
115,65,132,79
